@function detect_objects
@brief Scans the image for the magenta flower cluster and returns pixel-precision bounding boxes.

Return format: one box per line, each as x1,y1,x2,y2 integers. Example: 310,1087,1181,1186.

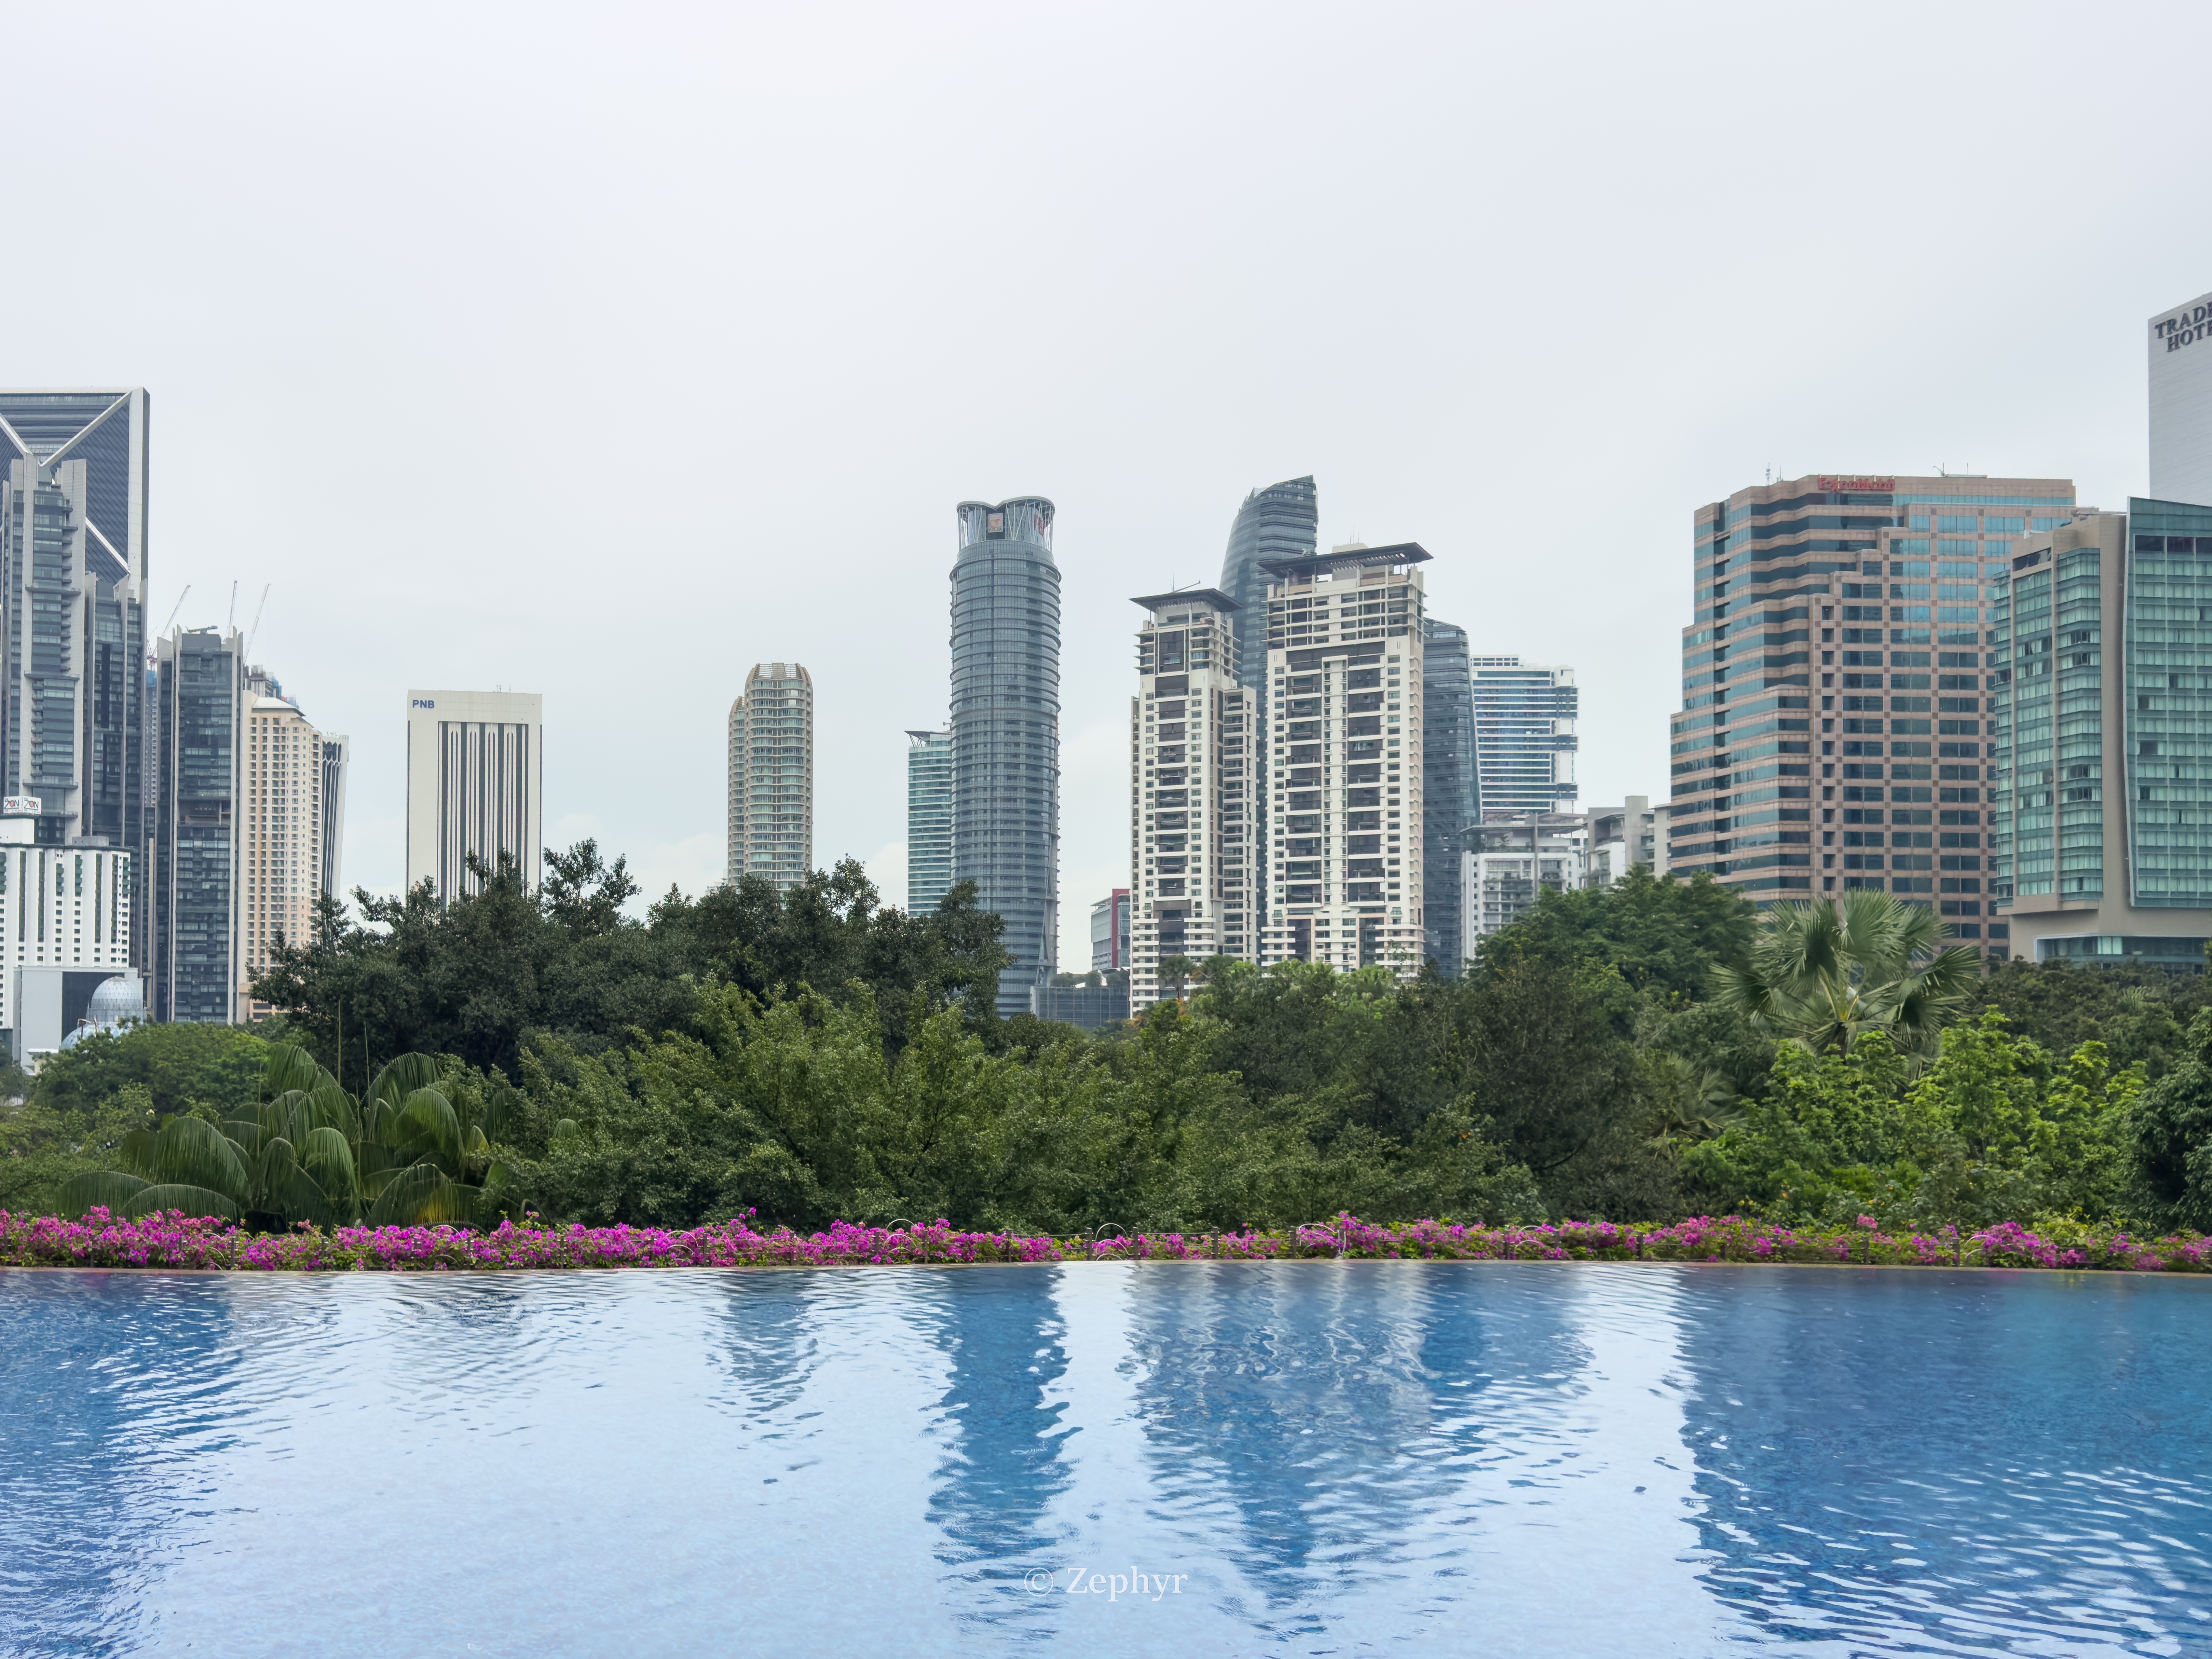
2,1208,2206,1274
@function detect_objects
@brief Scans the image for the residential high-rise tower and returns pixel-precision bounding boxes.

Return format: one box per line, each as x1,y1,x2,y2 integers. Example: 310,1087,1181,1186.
727,663,813,891
1471,657,1577,815
0,390,148,963
1988,499,2212,964
1667,472,2075,910
1256,542,1430,978
950,498,1060,1015
1129,589,1256,1009
239,671,344,1020
1219,476,1319,695
405,690,543,899
905,727,953,913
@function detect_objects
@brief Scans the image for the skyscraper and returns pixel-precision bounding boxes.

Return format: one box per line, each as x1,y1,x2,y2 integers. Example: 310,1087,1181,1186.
405,690,543,899
1471,657,1577,815
905,728,953,913
1420,617,1478,974
239,671,343,1020
1090,889,1129,972
727,662,814,891
950,498,1060,1015
1667,472,2076,909
1988,499,2212,964
151,627,244,1023
1219,476,1318,695
1129,589,1256,1009
1256,542,1430,978
2150,289,2212,509
0,390,148,962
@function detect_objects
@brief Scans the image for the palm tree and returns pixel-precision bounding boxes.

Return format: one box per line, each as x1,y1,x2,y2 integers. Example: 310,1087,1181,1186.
58,1044,518,1228
1710,888,1981,1059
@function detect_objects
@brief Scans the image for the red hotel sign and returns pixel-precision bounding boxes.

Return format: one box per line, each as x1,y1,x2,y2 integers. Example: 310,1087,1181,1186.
1817,475,1896,491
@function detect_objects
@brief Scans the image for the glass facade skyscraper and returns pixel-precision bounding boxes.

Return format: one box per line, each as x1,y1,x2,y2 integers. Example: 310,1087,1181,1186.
1987,498,2212,964
0,390,148,965
1420,617,1478,974
152,627,242,1023
950,498,1060,1015
1471,657,1577,814
905,727,952,913
1219,476,1318,695
1667,473,2074,913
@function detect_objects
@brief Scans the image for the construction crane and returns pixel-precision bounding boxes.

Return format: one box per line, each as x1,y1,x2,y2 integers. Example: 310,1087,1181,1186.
158,584,191,638
243,584,271,660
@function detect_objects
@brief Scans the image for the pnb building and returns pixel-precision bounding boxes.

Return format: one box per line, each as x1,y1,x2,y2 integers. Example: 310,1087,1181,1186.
1256,542,1430,978
1129,590,1256,1010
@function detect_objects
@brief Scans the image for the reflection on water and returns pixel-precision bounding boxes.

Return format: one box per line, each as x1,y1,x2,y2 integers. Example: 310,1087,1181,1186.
3,1262,2208,1657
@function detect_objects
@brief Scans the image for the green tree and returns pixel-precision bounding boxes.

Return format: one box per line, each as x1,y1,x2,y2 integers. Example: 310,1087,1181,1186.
30,1023,267,1120
2129,1007,2212,1230
1712,888,1981,1059
0,1084,157,1217
1475,866,1756,999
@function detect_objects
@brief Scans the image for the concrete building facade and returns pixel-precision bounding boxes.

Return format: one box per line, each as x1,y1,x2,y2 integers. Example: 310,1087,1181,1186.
1130,589,1256,1010
951,498,1061,1014
1667,472,2077,913
405,690,543,899
727,662,813,891
1462,813,1588,960
1256,543,1430,979
2151,289,2212,511
239,676,344,1020
0,802,133,1058
905,728,952,913
1988,499,2212,965
1090,888,1129,973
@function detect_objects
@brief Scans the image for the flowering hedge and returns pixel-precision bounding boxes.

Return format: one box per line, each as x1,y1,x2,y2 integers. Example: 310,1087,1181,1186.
2,1208,2208,1273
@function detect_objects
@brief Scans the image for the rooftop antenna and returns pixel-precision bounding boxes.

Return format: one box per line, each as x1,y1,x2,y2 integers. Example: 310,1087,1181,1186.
226,580,238,632
243,583,271,660
158,583,191,638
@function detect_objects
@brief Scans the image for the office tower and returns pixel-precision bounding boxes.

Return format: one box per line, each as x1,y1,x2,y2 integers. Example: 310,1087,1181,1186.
239,673,343,1020
0,798,134,1061
2150,290,2212,508
405,690,543,900
905,728,953,913
1029,978,1130,1029
0,391,148,965
317,732,349,902
151,628,244,1023
1219,476,1319,694
1420,617,1478,974
1667,472,2077,910
1987,500,2212,965
1462,813,1589,959
1471,657,1577,815
726,662,813,892
950,498,1061,1015
1130,590,1256,1010
1090,888,1129,973
1255,542,1429,978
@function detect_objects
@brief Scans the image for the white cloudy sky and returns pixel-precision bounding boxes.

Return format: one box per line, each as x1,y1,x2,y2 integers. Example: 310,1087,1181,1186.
8,1,2204,970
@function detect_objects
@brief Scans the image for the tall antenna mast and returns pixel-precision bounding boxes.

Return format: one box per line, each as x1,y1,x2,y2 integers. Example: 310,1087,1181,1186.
244,584,271,660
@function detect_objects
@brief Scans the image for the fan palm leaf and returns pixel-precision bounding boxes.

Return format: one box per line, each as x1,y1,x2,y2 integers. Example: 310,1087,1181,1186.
56,1169,151,1217
121,1183,240,1222
151,1115,249,1202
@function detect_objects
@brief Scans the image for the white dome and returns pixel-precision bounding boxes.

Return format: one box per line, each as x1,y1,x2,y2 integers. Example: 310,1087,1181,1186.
85,975,143,1026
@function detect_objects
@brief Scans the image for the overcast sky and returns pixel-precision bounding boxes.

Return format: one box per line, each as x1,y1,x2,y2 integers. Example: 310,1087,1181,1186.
7,1,2203,970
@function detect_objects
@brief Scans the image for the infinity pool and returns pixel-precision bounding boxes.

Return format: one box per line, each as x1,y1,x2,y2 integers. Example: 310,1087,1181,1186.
4,1262,2207,1657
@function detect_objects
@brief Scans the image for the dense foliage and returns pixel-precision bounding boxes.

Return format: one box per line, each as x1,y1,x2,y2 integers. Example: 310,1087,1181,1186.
7,850,2211,1239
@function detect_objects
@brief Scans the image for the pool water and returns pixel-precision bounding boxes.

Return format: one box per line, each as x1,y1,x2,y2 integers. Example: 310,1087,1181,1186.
3,1261,2208,1657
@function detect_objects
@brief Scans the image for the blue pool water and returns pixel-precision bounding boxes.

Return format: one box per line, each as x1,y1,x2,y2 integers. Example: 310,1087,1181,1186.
3,1262,2209,1657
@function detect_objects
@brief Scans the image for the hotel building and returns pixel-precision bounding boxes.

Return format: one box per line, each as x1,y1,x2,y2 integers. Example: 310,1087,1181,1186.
1667,473,2077,926
1256,543,1429,978
1130,589,1255,1010
2151,289,2212,510
728,662,814,891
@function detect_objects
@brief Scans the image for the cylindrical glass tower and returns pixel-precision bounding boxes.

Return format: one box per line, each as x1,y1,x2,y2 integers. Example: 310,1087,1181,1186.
950,497,1060,1015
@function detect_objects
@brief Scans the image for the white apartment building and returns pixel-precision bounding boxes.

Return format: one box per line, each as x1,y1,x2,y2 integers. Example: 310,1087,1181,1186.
729,662,813,891
1255,542,1430,978
1462,813,1590,961
405,690,543,899
239,684,345,1020
1586,795,1667,889
0,799,132,1056
1130,591,1256,1009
